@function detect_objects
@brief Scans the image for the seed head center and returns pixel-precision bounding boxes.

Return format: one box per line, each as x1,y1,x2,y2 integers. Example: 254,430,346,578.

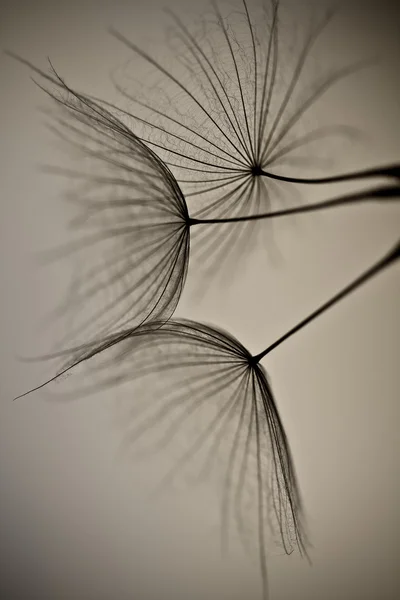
251,164,263,177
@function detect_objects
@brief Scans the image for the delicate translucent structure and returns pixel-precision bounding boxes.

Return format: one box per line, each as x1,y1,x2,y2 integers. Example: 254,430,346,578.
14,63,192,351
108,0,400,220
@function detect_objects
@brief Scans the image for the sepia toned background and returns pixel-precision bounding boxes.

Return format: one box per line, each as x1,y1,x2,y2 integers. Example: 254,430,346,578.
1,1,399,598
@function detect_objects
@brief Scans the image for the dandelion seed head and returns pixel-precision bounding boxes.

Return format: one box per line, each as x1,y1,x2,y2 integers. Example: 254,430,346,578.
106,0,370,288
26,65,192,355
111,0,364,220
41,318,308,575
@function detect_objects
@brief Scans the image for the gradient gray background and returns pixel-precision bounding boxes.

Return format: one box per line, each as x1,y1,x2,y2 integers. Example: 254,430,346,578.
1,1,399,599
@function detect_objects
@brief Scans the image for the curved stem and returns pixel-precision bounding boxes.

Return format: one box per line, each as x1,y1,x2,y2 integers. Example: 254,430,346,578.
252,239,400,364
189,184,400,226
260,164,400,185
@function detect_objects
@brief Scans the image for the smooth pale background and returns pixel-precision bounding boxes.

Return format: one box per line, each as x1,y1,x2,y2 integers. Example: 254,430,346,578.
1,1,399,599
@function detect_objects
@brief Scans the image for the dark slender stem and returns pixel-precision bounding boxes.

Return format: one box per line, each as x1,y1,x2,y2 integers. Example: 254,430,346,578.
252,240,400,364
189,184,400,226
260,164,400,185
